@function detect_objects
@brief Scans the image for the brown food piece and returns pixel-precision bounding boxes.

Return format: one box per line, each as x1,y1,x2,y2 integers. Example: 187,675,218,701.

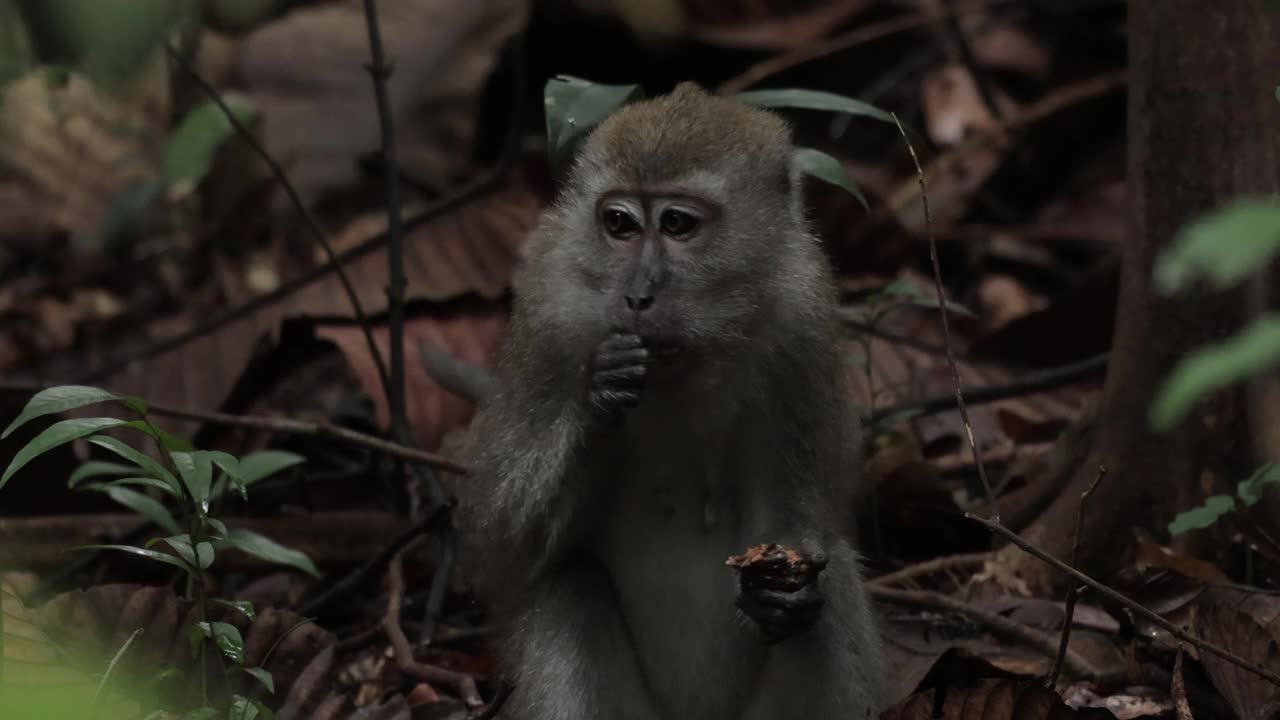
726,543,823,592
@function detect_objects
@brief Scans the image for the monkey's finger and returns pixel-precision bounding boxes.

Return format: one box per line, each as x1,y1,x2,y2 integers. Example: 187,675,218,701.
593,366,648,388
590,388,640,412
592,347,651,371
599,333,644,353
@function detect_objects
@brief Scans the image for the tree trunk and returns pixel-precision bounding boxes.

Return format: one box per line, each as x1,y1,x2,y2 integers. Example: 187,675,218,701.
1005,1,1280,590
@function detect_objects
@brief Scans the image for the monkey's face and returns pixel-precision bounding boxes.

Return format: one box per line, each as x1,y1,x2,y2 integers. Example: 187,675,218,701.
555,172,791,361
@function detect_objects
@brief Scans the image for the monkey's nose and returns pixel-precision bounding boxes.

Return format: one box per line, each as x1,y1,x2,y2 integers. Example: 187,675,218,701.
625,294,655,313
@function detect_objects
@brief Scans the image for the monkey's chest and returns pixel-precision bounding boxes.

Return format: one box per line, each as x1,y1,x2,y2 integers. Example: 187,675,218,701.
591,433,762,717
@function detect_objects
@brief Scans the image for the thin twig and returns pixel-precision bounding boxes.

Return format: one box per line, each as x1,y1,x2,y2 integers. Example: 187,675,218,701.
360,0,409,458
301,503,451,617
869,552,990,588
967,512,1280,687
716,0,1011,94
868,352,1107,425
383,554,483,706
891,112,997,518
870,585,1107,681
89,628,142,720
163,43,391,398
1047,465,1106,688
148,401,468,474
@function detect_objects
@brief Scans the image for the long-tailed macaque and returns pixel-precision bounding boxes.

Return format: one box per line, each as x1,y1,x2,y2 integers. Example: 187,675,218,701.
460,82,884,719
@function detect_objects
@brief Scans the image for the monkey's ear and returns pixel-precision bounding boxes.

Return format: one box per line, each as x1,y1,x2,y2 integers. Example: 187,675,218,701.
544,76,646,178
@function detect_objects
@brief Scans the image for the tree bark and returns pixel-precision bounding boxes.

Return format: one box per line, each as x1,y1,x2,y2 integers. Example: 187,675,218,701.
1005,1,1280,590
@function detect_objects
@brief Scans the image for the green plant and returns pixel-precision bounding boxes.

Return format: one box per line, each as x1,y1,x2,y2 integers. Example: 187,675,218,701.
1151,196,1280,535
2,385,315,717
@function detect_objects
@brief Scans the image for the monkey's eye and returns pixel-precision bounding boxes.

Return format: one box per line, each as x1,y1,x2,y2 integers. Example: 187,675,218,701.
602,208,640,238
659,208,699,238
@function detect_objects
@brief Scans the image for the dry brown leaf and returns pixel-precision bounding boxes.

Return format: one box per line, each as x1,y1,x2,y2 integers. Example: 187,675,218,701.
315,304,508,450
1195,587,1280,720
98,181,538,443
237,0,527,207
880,677,1116,719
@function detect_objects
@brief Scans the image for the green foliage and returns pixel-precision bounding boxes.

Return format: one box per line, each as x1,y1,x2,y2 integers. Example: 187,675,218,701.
1150,313,1280,431
163,96,258,192
734,88,894,123
543,75,642,174
792,148,867,209
1169,464,1280,535
2,384,316,717
541,76,892,205
1154,199,1280,295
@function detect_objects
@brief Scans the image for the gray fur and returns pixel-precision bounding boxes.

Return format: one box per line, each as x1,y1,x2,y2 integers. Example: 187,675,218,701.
459,83,884,719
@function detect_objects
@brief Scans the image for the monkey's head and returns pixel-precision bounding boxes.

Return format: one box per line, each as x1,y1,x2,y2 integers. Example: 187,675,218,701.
524,82,820,366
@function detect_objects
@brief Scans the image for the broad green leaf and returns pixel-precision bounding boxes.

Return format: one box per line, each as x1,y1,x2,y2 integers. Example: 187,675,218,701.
163,95,257,190
1155,199,1280,294
68,460,140,487
206,517,229,539
1237,463,1280,507
212,599,255,620
86,435,180,495
195,621,244,664
91,178,161,251
172,450,213,506
1168,495,1236,535
228,695,275,720
239,666,274,694
735,88,894,124
2,417,131,488
3,385,122,438
101,486,180,534
77,544,194,573
212,449,304,499
544,75,643,172
149,427,193,452
159,535,213,570
793,148,867,209
238,450,305,486
220,528,321,578
209,450,245,499
121,397,149,415
86,476,179,494
1151,313,1280,430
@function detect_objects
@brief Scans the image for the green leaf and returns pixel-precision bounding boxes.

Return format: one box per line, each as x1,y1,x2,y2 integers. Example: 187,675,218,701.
91,177,161,251
239,666,274,694
2,385,123,438
219,528,321,578
880,278,977,318
544,75,643,173
1168,495,1236,535
77,543,195,573
211,599,255,620
68,460,141,487
163,95,257,191
228,695,275,720
209,450,245,499
195,621,244,665
792,147,867,209
1150,313,1280,431
172,450,214,506
1155,199,1280,294
121,397,149,415
2,417,131,488
160,535,214,570
86,435,181,495
85,475,180,494
1237,463,1280,507
101,486,180,534
238,450,305,486
182,708,220,720
735,88,894,124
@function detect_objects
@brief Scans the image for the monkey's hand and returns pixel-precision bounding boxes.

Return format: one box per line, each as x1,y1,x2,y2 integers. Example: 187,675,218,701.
728,544,826,644
588,333,651,420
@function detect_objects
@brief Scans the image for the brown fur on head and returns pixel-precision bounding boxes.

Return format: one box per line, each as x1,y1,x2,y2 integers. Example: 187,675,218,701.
514,82,827,374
